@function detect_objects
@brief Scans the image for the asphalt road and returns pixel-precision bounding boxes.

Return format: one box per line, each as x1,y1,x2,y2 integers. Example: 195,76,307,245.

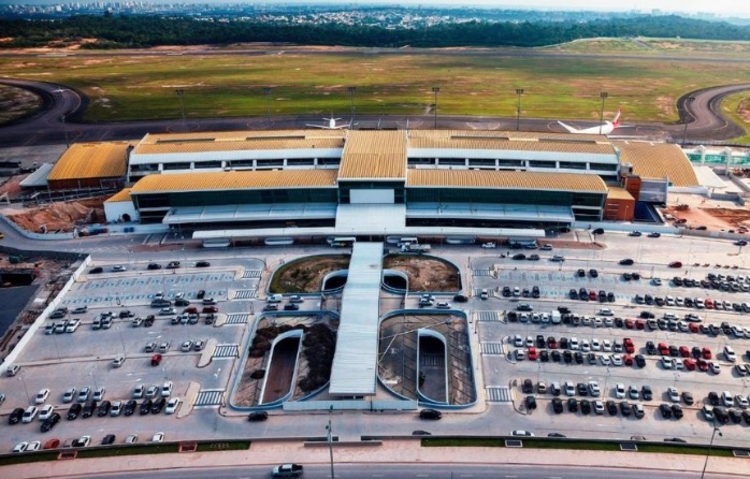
1,77,748,148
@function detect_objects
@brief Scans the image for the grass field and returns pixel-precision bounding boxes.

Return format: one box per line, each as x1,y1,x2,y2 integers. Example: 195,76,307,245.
2,41,750,127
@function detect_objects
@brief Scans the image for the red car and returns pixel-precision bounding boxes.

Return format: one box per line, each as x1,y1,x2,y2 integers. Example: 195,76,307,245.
658,342,669,355
547,337,557,349
705,298,714,309
668,261,683,268
689,323,700,333
702,347,712,360
697,359,709,371
150,354,162,366
623,355,634,366
202,306,218,314
589,290,597,301
527,347,538,361
679,346,690,358
624,319,635,329
635,320,645,330
684,358,696,371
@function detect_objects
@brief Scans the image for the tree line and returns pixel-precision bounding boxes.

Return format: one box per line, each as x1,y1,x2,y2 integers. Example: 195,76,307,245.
2,14,750,49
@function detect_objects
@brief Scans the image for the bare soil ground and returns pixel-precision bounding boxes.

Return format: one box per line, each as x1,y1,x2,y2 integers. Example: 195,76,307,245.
2,197,107,233
270,255,350,293
661,194,750,231
383,255,459,292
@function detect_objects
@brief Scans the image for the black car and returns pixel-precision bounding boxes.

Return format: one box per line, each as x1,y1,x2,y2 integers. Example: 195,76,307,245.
669,345,679,357
708,392,720,406
614,317,624,328
551,350,562,362
512,253,526,260
97,400,111,417
619,258,635,266
607,292,615,302
587,352,597,365
102,434,117,445
539,350,549,362
634,355,646,368
576,382,589,396
535,335,545,348
623,272,633,281
531,286,540,299
567,398,578,413
606,400,618,416
644,294,654,305
419,408,442,420
81,400,97,419
552,397,564,414
579,287,588,301
580,399,592,415
664,438,687,443
67,403,82,420
589,269,599,278
641,385,653,401
655,297,665,306
197,290,206,300
9,407,24,425
640,311,655,319
453,294,469,303
592,228,605,235
729,408,743,424
41,412,61,432
620,401,632,417
248,411,269,422
563,350,573,363
660,403,673,419
522,379,534,394
672,404,684,419
196,261,211,267
574,352,584,364
124,399,137,416
151,397,167,414
166,261,181,269
89,267,103,274
714,407,730,424
525,395,537,411
577,269,586,278
646,341,656,355
283,304,300,311
139,399,153,415
632,272,641,280
502,286,512,297
147,263,162,270
175,298,190,307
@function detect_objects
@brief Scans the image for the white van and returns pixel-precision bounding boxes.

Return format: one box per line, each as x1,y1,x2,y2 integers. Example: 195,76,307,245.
267,294,283,303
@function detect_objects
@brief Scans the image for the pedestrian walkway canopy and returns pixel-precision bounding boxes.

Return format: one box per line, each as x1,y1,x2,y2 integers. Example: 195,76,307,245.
329,242,383,397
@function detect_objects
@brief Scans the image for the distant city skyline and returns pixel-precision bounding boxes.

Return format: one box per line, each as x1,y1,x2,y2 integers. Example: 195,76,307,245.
10,0,748,17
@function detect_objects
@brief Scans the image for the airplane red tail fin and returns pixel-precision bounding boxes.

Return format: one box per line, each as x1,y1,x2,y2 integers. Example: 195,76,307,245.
612,108,622,127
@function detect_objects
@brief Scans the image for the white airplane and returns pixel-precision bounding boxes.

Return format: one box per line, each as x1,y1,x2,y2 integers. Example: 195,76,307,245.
557,108,622,135
305,116,350,130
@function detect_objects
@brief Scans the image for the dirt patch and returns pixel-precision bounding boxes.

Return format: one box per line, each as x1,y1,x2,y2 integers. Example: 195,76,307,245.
270,255,350,294
661,201,750,231
383,255,460,292
0,84,42,125
702,208,750,229
2,197,107,233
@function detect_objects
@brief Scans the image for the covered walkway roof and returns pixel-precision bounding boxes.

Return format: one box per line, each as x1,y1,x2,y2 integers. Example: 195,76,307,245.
329,242,384,396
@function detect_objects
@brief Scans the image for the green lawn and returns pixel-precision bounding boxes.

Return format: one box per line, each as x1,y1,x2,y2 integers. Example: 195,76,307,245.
2,44,750,139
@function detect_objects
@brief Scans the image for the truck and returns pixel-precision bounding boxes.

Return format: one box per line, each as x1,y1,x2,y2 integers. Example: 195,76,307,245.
400,244,431,253
271,464,304,477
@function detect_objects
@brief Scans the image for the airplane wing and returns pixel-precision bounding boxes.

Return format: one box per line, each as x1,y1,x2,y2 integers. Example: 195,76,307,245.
557,121,582,134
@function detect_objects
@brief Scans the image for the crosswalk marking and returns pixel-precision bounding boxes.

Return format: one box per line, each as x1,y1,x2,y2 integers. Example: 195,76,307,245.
213,344,239,358
476,311,500,322
233,289,257,300
195,389,224,407
472,269,492,277
225,313,250,324
480,342,504,355
486,386,512,402
242,270,262,279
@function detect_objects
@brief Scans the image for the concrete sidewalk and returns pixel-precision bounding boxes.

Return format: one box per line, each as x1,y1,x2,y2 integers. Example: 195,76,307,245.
6,439,750,479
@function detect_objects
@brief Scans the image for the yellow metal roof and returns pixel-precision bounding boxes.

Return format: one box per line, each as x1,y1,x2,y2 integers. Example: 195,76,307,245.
133,130,345,155
607,186,635,201
130,170,338,194
408,130,615,155
614,141,699,187
407,169,607,192
338,130,407,179
105,188,132,203
48,142,130,181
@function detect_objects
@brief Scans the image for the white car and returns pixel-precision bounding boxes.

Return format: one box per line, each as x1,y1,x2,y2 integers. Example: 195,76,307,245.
35,388,50,404
72,436,91,448
661,356,674,369
588,381,601,397
112,265,127,272
580,340,590,352
481,242,496,249
133,384,145,399
93,387,106,401
736,395,750,409
125,434,138,444
668,387,680,402
564,381,576,396
181,340,193,352
591,339,601,351
602,339,612,352
511,430,535,437
611,354,623,366
709,362,721,374
598,308,614,316
599,354,611,366
77,386,91,402
615,383,626,399
161,381,173,397
165,397,181,414
27,441,41,452
722,391,734,407
724,346,737,362
593,400,605,415
513,335,524,348
12,442,28,453
110,401,123,417
151,432,165,443
146,385,159,398
22,406,38,423
569,337,579,350
62,387,76,403
38,404,55,421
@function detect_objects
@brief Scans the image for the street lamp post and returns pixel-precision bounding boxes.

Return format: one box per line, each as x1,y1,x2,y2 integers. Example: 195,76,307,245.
175,89,187,132
262,87,272,124
700,426,722,479
348,86,357,124
326,405,335,479
53,90,70,147
682,95,696,146
599,91,609,135
432,86,440,129
515,88,524,131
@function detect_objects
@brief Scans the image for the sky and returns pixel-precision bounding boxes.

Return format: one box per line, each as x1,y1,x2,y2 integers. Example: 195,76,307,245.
13,0,749,17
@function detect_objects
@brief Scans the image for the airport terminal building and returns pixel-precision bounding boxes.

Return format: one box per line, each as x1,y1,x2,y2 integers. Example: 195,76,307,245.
91,128,699,241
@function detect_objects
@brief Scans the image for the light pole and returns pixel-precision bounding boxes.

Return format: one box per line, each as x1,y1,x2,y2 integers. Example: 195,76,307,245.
598,91,609,135
515,88,524,131
700,426,722,479
682,95,696,146
175,89,187,132
348,86,357,124
326,405,335,479
432,86,440,129
262,87,272,124
53,90,70,147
